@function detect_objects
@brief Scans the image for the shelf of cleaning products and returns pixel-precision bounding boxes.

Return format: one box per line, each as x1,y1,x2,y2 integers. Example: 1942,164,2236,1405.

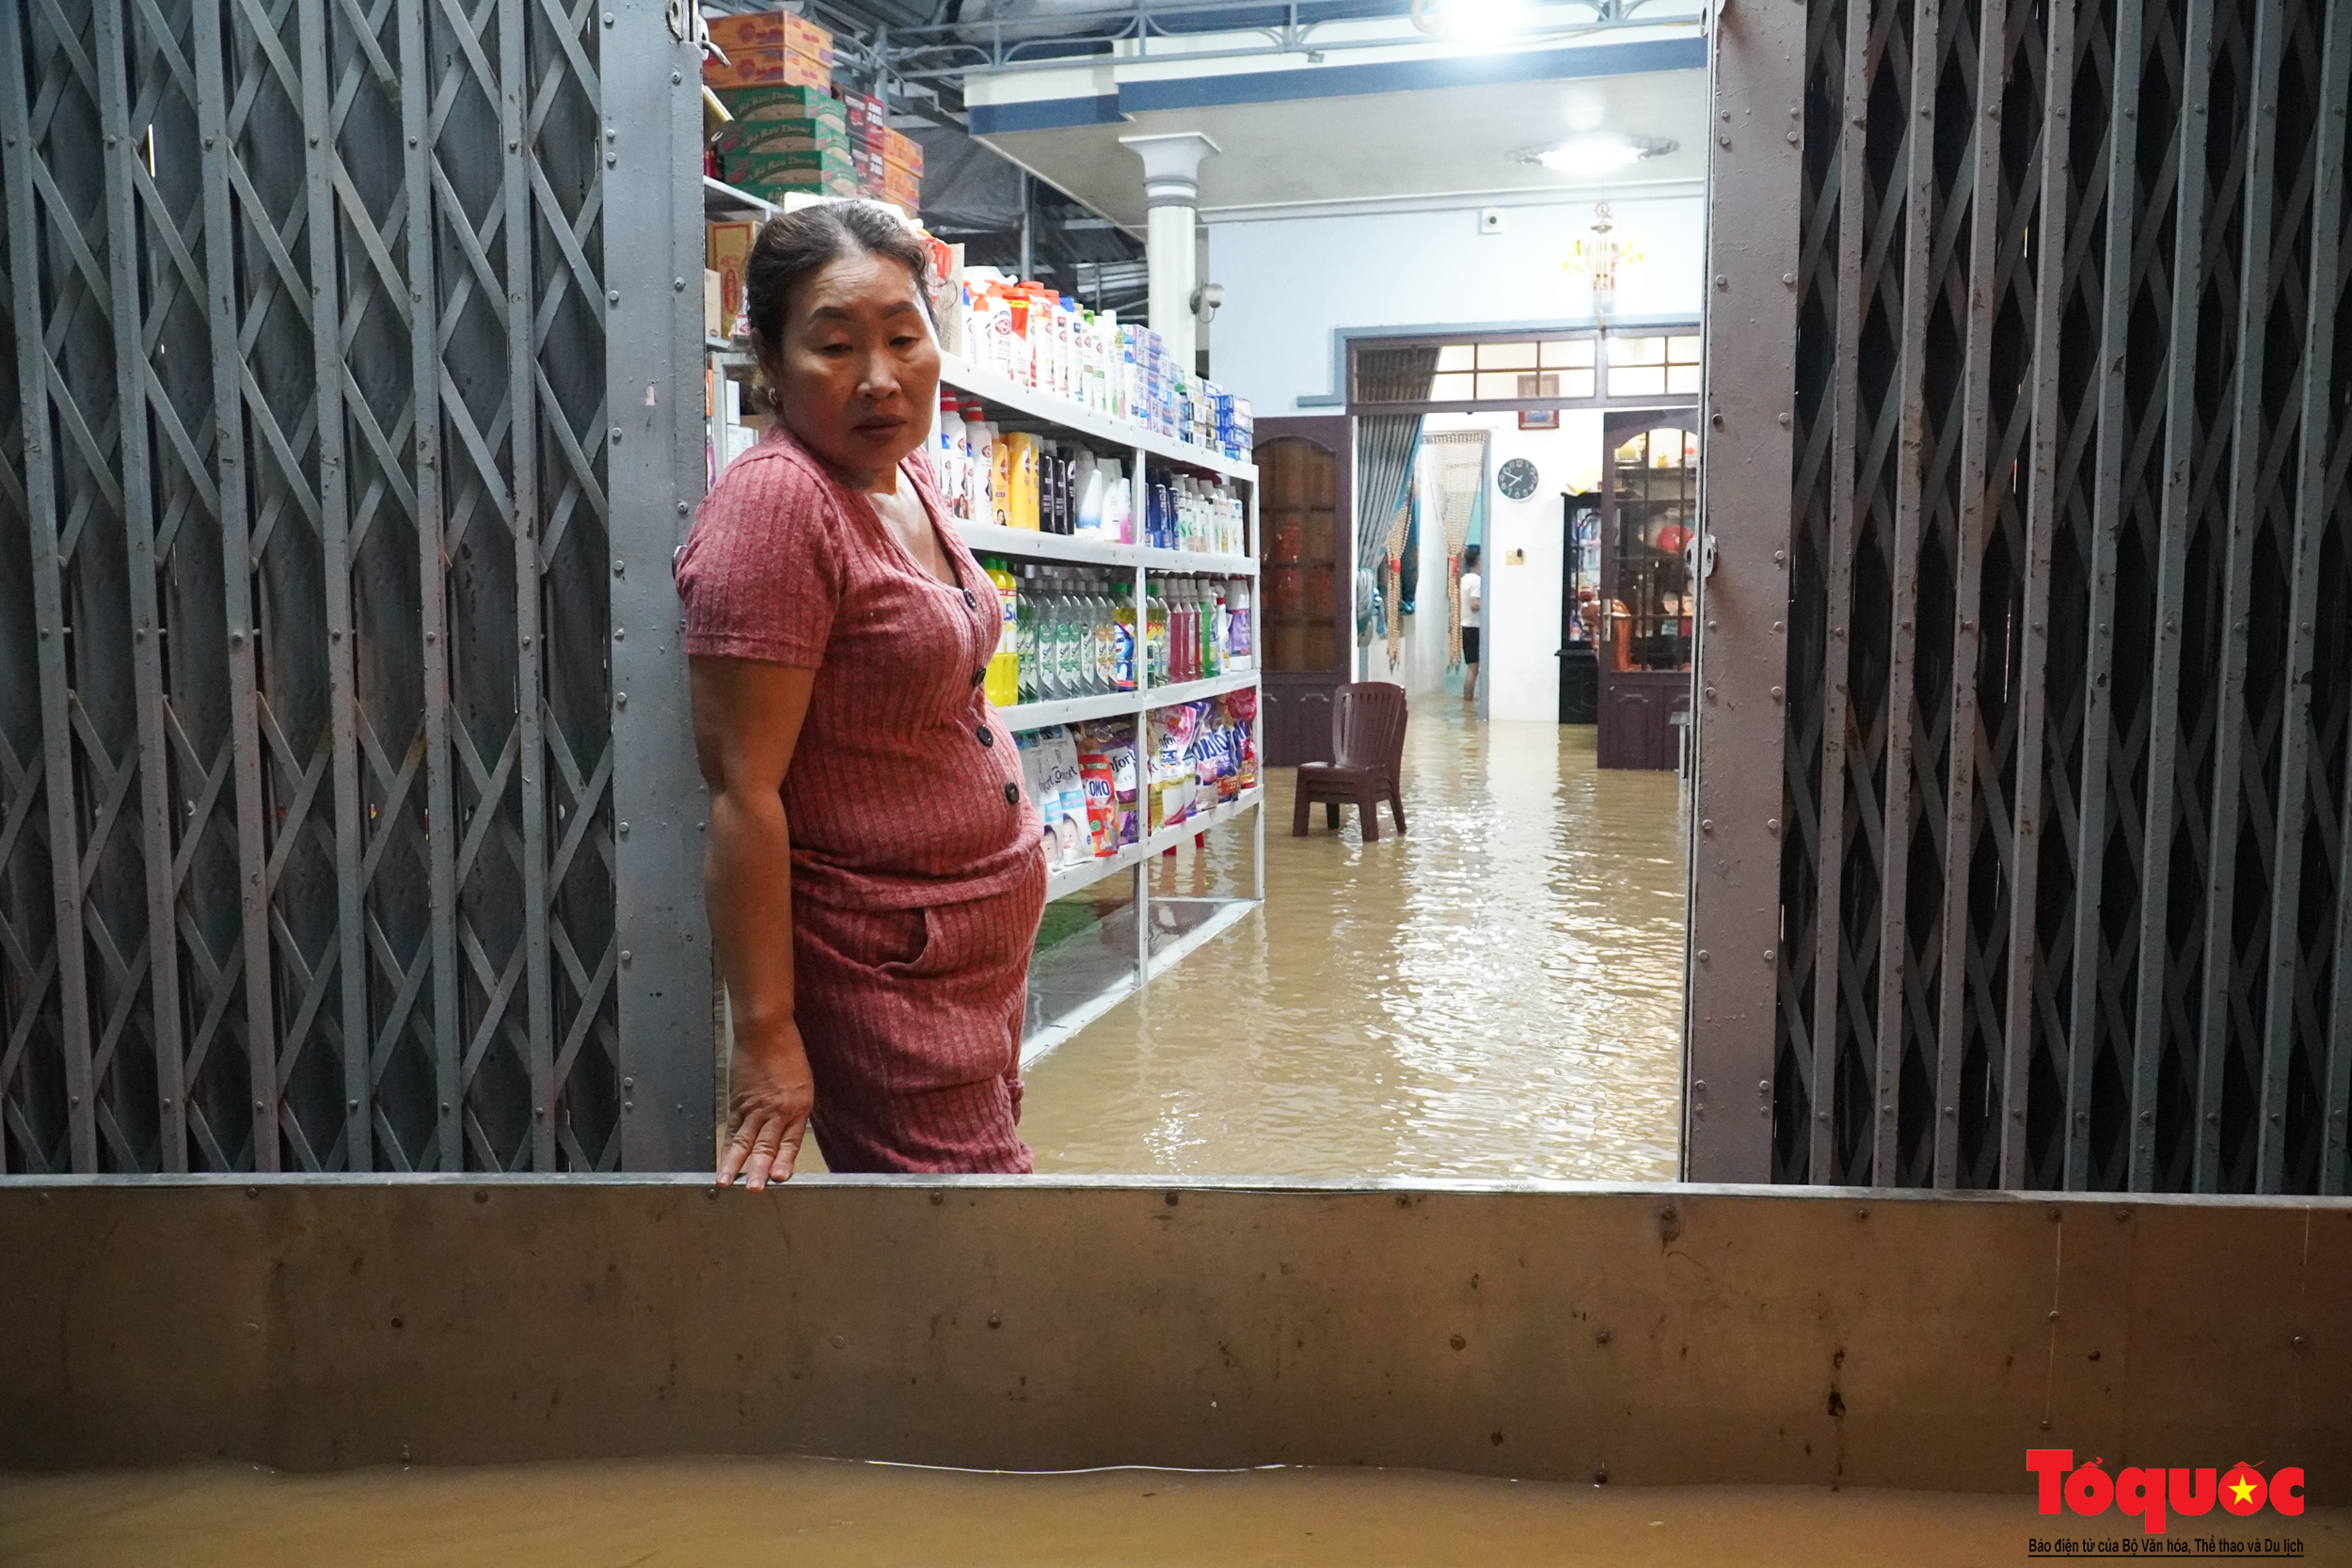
935,354,1258,485
956,520,1255,577
998,670,1260,735
1041,788,1262,904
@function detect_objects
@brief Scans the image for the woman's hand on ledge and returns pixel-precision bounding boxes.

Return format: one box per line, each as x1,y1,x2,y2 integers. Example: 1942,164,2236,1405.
718,1025,816,1189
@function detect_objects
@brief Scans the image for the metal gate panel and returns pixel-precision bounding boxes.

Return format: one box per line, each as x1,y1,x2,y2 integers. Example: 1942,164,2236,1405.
0,0,709,1173
1699,0,2352,1194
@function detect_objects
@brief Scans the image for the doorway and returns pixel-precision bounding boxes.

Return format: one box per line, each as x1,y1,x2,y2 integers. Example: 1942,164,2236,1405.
1253,418,1351,767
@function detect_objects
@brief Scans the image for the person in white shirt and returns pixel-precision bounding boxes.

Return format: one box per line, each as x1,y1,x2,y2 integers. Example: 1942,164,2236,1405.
1458,545,1482,705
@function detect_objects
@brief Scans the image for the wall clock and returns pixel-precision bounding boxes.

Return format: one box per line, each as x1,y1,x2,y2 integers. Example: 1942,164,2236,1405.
1497,456,1540,500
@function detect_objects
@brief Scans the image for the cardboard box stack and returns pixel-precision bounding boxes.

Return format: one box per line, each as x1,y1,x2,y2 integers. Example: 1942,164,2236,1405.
705,10,856,199
840,91,922,214
703,8,833,90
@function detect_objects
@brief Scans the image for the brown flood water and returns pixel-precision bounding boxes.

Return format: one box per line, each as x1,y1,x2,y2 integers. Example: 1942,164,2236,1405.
1017,696,1690,1180
13,1458,2340,1568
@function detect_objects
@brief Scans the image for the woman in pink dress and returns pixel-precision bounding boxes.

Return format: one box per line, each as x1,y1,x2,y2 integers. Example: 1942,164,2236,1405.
676,202,1044,1186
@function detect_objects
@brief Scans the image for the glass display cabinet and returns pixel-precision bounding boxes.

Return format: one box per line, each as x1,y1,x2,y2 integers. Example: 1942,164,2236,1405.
1595,413,1699,769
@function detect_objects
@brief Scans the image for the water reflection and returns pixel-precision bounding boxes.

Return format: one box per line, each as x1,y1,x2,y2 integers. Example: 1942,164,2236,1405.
1021,697,1688,1180
0,1457,2157,1567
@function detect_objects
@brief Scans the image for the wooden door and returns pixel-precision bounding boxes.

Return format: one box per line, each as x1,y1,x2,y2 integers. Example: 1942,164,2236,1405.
1254,417,1350,767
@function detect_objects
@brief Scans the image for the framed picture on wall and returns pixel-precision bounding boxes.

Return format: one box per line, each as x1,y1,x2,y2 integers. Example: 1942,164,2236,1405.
1517,373,1559,430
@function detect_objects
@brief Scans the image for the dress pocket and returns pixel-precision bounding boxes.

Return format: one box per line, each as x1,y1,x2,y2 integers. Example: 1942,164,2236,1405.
872,905,934,974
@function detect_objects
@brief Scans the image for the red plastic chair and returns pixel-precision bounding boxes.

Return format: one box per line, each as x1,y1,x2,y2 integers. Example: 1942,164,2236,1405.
1292,682,1408,841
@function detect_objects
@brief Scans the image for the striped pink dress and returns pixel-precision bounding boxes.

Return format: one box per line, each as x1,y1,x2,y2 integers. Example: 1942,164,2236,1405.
675,427,1046,1173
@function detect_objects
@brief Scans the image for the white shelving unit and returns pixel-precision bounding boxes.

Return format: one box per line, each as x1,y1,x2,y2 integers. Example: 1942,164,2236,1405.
930,355,1264,1063
702,337,1263,1065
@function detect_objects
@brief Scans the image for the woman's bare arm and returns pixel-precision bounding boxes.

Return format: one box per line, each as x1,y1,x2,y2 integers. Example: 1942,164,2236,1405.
691,655,818,1188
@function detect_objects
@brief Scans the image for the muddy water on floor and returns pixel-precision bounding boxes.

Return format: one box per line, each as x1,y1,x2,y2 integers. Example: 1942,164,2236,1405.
1017,698,1688,1180
14,1459,2326,1568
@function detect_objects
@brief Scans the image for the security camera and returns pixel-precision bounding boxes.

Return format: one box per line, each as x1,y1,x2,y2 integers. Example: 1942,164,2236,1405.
1190,281,1226,325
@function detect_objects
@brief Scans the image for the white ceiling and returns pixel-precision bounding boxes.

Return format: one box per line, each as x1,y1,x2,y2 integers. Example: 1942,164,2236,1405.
976,66,1708,230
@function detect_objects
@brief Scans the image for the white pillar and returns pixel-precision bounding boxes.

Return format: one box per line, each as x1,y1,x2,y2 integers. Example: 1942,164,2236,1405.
1119,132,1219,370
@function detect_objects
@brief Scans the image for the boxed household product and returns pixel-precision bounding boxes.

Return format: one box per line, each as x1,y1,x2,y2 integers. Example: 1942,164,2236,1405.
704,47,830,91
740,173,863,202
717,85,843,125
706,9,833,62
706,221,755,337
724,148,857,182
882,128,924,177
713,116,848,161
703,268,722,339
881,164,920,214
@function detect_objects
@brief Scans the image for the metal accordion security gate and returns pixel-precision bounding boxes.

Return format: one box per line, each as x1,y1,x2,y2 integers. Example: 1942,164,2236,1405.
1692,0,2352,1194
0,0,710,1174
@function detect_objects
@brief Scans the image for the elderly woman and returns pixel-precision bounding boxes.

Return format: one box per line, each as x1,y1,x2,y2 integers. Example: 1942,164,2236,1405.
676,202,1045,1186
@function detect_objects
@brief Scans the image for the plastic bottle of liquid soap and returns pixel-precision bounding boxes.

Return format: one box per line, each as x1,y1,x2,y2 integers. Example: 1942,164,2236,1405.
1015,565,1040,702
986,557,1020,706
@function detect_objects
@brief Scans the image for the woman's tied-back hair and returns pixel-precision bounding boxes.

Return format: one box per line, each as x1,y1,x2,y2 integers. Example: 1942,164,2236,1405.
743,199,936,382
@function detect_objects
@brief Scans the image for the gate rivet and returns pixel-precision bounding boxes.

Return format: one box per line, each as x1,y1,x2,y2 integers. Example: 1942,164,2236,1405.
1699,818,1713,832
1695,950,1709,963
673,71,683,84
1703,687,1717,700
674,277,687,291
621,950,633,965
1762,949,1774,964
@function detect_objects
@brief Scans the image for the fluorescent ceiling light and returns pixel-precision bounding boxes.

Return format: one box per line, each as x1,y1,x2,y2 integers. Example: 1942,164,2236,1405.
1516,135,1679,172
1412,0,1539,41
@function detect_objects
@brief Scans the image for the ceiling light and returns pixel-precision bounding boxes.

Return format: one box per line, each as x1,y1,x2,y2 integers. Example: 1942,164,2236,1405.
1515,135,1678,172
1411,0,1534,40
